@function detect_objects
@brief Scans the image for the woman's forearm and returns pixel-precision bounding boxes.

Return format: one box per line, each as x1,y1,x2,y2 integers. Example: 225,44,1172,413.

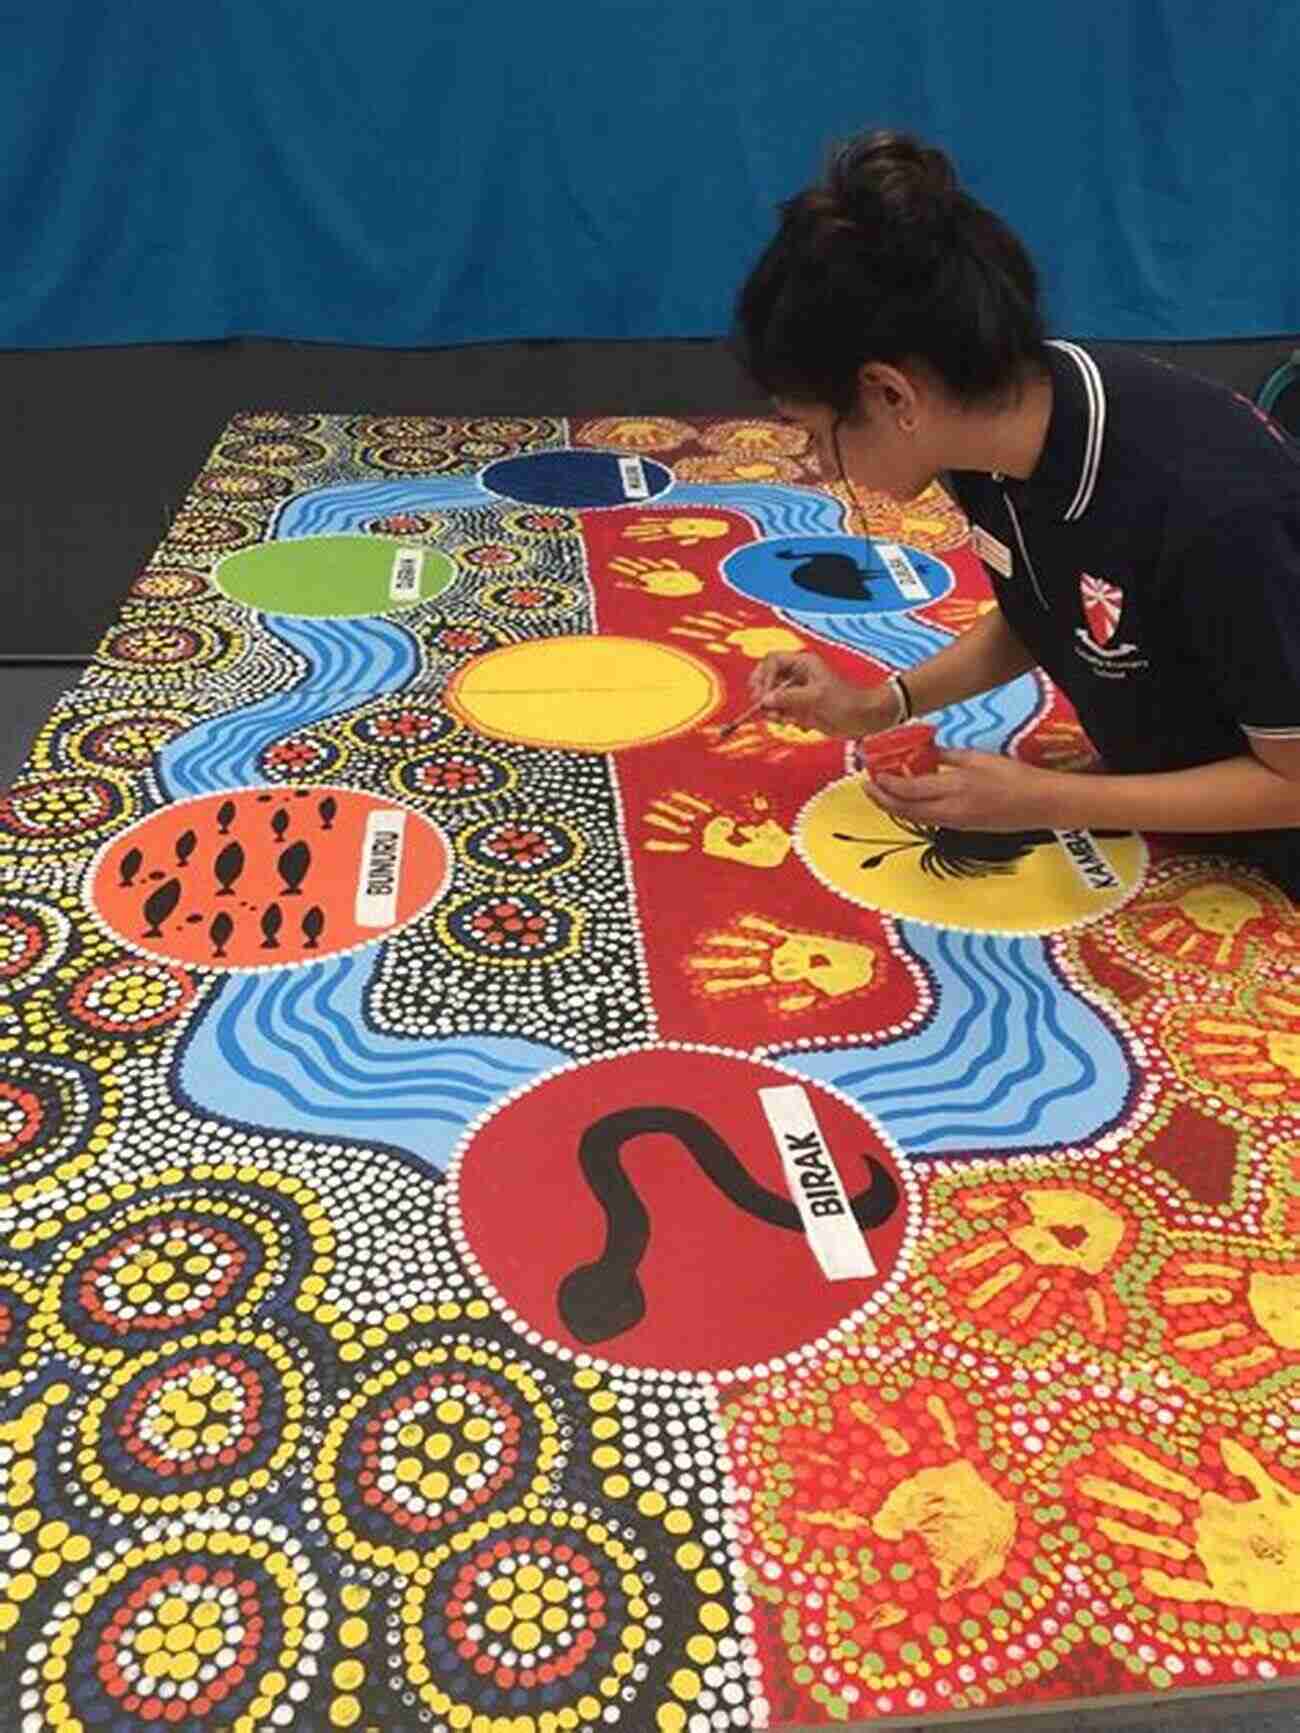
904,606,1038,716
1042,754,1300,834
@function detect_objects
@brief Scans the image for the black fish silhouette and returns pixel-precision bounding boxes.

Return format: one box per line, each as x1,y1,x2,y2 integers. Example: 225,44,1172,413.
175,829,197,867
119,847,143,888
216,800,237,834
214,841,245,897
318,797,337,831
276,841,310,896
301,906,325,950
271,808,290,841
260,903,283,949
209,911,234,959
143,878,181,938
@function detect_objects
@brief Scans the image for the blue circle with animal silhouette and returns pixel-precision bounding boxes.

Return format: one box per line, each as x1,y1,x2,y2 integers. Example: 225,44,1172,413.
722,536,952,616
481,450,673,508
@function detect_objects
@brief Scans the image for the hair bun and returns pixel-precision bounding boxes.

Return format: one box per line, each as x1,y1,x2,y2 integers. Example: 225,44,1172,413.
826,129,960,251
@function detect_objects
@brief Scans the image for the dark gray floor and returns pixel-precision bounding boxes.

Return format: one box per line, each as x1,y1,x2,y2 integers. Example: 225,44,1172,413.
4,337,1300,1729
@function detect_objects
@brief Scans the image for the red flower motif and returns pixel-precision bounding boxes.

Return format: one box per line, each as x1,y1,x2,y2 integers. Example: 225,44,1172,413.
418,758,486,793
265,739,321,769
469,900,550,948
375,711,436,742
488,826,552,868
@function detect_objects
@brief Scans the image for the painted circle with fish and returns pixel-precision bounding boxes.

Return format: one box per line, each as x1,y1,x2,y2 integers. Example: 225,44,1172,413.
448,1044,918,1379
87,785,450,971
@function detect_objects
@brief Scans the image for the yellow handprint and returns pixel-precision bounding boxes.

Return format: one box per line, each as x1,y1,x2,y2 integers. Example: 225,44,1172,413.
1078,1436,1300,1614
607,556,703,597
641,792,791,869
709,717,826,762
669,609,805,659
622,516,731,547
687,914,878,1011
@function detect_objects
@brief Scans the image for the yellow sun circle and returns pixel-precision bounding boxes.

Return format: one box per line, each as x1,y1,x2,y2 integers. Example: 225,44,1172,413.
797,775,1147,935
446,635,723,751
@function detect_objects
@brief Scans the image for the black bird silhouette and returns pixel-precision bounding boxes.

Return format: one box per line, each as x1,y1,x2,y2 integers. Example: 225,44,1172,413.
301,906,325,950
175,829,197,868
118,847,143,888
778,548,873,601
260,903,283,950
277,841,310,896
214,841,245,897
833,819,1129,882
209,911,234,959
142,878,181,937
216,800,237,835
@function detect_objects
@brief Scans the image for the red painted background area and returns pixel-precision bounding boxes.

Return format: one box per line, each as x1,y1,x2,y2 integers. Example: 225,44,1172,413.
575,507,1001,1048
455,1046,911,1374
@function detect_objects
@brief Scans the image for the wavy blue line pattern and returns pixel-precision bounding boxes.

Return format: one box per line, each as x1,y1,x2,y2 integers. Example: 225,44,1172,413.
664,482,848,539
780,925,1131,1154
274,477,495,538
158,615,418,797
179,951,566,1170
795,610,1043,753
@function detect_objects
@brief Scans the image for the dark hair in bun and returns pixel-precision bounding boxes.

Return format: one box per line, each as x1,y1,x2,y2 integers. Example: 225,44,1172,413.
733,129,1045,414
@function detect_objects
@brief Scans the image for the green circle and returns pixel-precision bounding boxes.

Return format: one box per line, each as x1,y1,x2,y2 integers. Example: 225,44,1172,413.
215,535,457,617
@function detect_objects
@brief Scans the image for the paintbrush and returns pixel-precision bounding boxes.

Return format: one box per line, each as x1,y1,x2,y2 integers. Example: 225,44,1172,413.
717,671,796,740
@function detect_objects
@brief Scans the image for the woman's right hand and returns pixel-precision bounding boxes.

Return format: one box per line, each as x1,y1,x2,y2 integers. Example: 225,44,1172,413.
749,650,894,737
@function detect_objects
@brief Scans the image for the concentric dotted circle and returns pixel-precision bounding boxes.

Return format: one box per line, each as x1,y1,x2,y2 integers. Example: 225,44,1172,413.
315,1339,567,1566
395,1506,661,1721
46,1193,312,1362
67,1327,314,1517
22,1515,327,1730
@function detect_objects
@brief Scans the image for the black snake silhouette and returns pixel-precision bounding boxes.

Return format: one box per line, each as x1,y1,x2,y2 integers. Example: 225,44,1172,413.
557,1106,898,1344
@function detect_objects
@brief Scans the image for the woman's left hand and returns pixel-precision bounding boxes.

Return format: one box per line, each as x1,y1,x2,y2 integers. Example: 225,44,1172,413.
869,749,1067,833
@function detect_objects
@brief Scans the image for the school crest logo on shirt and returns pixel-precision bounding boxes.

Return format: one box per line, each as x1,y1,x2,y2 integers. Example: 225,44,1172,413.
1080,573,1124,647
1073,571,1148,677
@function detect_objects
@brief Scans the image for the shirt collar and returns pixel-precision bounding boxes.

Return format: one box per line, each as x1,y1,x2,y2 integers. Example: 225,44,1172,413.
999,339,1108,521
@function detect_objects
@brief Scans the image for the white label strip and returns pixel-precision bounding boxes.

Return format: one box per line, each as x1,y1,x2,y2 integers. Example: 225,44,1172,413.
1055,828,1121,893
389,548,424,600
875,542,929,601
355,810,408,927
971,524,1013,578
759,1084,876,1281
619,456,651,500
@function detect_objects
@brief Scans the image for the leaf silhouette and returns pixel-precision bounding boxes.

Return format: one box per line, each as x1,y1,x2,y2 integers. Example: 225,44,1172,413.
301,905,325,950
119,847,143,888
271,808,290,841
209,911,234,959
318,796,337,831
175,829,197,867
143,878,181,937
216,799,236,834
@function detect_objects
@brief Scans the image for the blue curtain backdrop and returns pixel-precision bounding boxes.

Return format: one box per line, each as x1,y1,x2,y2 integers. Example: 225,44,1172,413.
2,1,1296,349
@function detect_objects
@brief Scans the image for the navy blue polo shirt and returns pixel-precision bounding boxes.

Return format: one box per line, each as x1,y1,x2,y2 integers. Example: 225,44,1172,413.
943,339,1300,888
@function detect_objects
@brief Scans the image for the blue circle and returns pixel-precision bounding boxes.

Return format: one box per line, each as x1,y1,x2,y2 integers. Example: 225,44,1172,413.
722,535,953,616
481,449,673,508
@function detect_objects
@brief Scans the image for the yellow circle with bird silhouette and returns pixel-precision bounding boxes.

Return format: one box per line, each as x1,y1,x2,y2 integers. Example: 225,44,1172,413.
446,635,723,751
796,775,1147,935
